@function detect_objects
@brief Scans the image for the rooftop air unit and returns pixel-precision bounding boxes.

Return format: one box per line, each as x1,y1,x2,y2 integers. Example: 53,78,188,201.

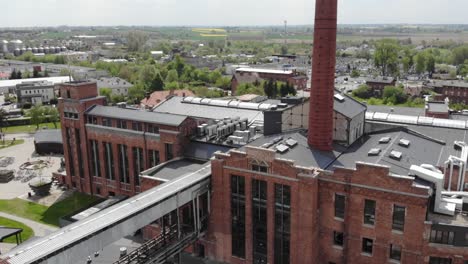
275,144,290,154
368,148,381,156
379,137,391,144
399,139,411,147
285,138,298,148
389,150,402,161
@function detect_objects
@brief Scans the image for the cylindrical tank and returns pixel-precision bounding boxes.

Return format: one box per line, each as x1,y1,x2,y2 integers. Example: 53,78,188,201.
61,46,67,52
56,47,61,53
26,47,32,53
38,47,44,53
44,47,50,54
32,47,38,53
14,48,20,56
20,48,26,55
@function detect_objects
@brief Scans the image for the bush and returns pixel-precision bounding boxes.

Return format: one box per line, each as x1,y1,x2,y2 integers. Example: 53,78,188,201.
350,69,360,78
382,86,408,105
352,84,372,99
22,102,32,109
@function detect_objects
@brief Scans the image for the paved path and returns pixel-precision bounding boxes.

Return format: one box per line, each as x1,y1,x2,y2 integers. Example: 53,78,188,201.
0,211,58,256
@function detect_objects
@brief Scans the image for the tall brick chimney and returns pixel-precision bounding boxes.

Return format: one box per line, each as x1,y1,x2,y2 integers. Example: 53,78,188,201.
308,0,338,151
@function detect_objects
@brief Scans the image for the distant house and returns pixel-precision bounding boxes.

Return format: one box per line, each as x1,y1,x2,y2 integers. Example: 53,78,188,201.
15,81,56,106
140,89,195,109
429,80,468,104
365,76,396,96
92,77,133,97
150,51,164,59
231,68,306,94
425,100,449,119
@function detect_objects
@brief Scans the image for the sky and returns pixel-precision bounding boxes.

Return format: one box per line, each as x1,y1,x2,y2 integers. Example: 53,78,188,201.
0,0,467,27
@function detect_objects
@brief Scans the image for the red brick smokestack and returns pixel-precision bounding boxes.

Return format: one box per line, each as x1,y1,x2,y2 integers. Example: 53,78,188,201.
308,0,338,151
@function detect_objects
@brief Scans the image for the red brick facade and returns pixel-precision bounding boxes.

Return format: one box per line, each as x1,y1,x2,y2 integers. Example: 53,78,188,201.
308,0,338,151
204,147,468,264
58,81,197,197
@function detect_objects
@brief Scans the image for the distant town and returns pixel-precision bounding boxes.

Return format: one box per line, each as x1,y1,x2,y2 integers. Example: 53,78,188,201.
0,13,468,264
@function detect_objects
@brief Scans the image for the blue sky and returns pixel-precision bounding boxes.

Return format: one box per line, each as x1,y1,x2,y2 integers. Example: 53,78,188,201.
0,0,466,27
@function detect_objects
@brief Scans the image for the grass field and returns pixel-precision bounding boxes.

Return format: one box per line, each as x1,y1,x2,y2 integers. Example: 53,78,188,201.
3,122,61,134
0,192,101,226
0,139,25,150
0,216,34,243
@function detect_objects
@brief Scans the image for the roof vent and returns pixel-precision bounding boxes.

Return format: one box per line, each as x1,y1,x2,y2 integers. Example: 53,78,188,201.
273,137,283,144
399,139,411,147
379,137,391,144
261,142,274,148
389,150,403,161
334,94,345,102
368,148,381,156
275,144,289,154
285,138,298,148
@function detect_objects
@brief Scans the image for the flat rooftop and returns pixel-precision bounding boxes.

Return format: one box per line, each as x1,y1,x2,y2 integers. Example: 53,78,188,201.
142,158,209,183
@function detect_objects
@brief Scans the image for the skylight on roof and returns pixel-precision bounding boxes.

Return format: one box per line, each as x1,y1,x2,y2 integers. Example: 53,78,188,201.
389,150,403,161
334,94,345,102
379,137,391,144
399,139,410,147
275,144,289,154
368,148,381,156
285,138,298,148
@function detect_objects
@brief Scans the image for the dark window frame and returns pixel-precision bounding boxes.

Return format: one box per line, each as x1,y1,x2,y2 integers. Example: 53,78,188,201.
362,238,373,255
333,231,344,246
364,199,376,226
389,244,401,261
334,194,345,219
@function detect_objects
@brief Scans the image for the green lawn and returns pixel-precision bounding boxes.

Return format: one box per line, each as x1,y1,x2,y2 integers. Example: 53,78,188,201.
0,192,101,226
3,122,61,134
0,139,25,149
0,216,34,243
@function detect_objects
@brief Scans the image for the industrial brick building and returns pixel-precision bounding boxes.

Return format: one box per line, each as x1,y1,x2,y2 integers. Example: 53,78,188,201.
52,0,468,263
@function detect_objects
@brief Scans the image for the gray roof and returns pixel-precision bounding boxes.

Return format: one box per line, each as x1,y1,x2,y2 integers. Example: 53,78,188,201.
427,102,448,113
366,76,395,84
0,227,22,241
87,105,188,127
34,129,63,144
91,77,133,89
367,105,425,116
184,141,234,160
332,128,448,175
143,158,209,182
242,130,345,169
333,92,367,119
153,96,264,123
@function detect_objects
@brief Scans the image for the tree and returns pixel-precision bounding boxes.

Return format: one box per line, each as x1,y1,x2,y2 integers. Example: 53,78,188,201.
150,71,165,92
128,84,146,103
352,84,372,99
350,69,360,78
9,69,17,80
28,105,44,129
280,83,289,97
214,76,232,90
99,88,112,102
16,70,22,79
382,86,408,105
165,69,179,83
0,108,7,132
45,107,59,128
374,39,400,76
139,65,157,89
281,45,288,55
264,79,275,98
415,53,426,74
127,31,149,52
426,55,436,76
111,94,125,104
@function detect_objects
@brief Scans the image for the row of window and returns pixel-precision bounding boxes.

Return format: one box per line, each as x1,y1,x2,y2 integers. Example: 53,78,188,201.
333,233,402,261
429,229,468,246
90,140,165,185
231,175,291,264
23,89,49,94
64,112,79,119
88,115,160,134
334,194,406,232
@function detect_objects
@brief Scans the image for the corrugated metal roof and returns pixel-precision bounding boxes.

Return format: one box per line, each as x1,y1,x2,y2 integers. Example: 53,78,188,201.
34,129,62,144
86,105,187,127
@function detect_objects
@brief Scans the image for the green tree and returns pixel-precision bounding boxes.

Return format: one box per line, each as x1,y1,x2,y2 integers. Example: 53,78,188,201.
426,55,436,75
139,65,157,89
350,69,360,78
150,71,165,92
264,79,275,98
352,84,372,99
279,83,289,97
0,108,7,132
374,39,400,76
111,94,125,104
28,105,44,129
382,86,408,104
415,53,426,74
127,31,149,52
214,76,232,90
128,84,146,103
208,70,222,84
99,88,112,102
45,107,60,128
281,45,288,55
165,69,179,83
9,69,17,80
16,71,22,79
